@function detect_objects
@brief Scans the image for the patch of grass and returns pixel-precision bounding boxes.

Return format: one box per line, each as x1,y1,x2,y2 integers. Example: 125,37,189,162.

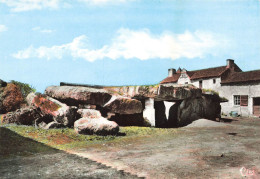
0,124,178,151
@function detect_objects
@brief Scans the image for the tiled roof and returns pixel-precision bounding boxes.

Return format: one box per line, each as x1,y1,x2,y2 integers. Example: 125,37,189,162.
160,73,181,84
160,66,228,84
189,66,227,80
221,70,260,84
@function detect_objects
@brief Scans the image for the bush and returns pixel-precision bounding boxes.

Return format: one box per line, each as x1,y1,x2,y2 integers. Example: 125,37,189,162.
10,80,36,98
0,83,24,113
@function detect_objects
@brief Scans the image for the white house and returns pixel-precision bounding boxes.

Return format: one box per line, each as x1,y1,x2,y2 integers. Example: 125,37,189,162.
160,59,260,117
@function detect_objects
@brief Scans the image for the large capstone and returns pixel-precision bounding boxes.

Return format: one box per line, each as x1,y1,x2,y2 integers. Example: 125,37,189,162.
157,85,202,101
104,85,202,101
45,86,112,106
104,96,143,114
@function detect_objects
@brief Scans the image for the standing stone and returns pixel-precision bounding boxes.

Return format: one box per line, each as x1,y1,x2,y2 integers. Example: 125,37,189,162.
177,94,221,127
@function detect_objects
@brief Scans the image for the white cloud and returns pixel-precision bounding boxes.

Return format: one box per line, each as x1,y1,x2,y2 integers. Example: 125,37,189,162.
13,28,227,62
32,26,54,33
0,0,132,12
0,24,8,32
78,0,130,5
0,0,61,12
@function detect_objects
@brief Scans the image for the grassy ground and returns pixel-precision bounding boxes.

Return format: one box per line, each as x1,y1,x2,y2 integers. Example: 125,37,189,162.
0,124,178,151
0,126,141,178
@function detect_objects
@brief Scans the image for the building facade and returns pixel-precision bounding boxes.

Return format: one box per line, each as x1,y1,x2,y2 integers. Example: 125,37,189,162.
160,59,260,117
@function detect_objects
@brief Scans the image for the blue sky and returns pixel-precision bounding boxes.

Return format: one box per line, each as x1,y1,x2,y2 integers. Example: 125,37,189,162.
0,0,260,92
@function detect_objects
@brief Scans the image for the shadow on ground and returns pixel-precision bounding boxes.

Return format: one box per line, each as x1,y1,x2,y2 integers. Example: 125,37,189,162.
0,127,140,179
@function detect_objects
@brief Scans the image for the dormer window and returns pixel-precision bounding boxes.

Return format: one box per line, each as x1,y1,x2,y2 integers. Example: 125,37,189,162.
180,73,187,78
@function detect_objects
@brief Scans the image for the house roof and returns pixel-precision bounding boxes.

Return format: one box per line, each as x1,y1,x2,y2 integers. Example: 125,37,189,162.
160,73,181,84
189,66,227,80
221,70,260,84
160,66,228,84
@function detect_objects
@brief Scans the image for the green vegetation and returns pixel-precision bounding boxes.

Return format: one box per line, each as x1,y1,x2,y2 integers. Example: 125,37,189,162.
10,80,36,98
0,124,178,151
202,88,228,102
202,88,219,95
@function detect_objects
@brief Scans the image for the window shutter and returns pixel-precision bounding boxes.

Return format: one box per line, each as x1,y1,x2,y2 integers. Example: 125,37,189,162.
240,95,248,106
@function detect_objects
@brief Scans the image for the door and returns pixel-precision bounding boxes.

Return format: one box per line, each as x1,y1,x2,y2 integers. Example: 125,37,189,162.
199,80,202,89
253,97,260,116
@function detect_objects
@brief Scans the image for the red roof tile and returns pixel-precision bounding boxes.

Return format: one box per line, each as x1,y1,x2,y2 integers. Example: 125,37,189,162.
160,66,228,84
221,70,260,84
160,73,181,84
189,66,227,80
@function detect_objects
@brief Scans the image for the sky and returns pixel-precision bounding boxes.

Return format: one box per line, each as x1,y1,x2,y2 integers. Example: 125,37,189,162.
0,0,260,92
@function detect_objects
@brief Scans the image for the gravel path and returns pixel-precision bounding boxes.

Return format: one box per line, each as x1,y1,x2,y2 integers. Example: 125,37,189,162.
184,119,228,128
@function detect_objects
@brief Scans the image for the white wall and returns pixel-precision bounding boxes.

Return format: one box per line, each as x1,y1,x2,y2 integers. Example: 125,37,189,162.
191,77,221,91
161,82,178,86
143,98,155,126
177,74,191,84
164,101,175,119
219,83,260,116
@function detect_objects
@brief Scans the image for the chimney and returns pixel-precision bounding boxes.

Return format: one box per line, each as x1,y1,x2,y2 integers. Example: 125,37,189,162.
168,68,176,77
226,59,234,68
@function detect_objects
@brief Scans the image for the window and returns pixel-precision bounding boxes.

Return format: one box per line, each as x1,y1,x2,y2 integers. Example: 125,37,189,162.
185,82,188,84
213,79,216,84
241,95,248,106
234,95,248,106
234,95,240,105
180,74,187,78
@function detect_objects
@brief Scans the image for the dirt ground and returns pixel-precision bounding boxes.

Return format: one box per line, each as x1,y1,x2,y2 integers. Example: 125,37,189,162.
70,117,260,178
1,117,260,179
